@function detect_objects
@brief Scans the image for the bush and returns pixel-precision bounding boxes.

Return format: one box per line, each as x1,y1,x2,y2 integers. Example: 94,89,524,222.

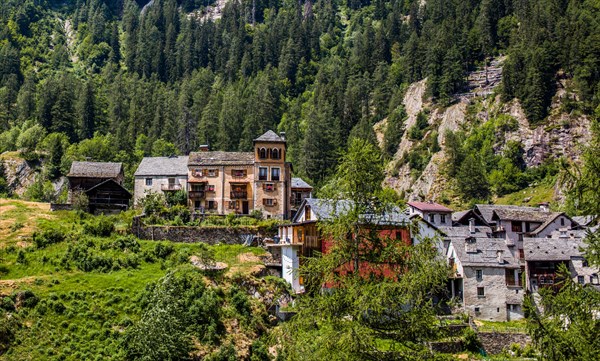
83,216,115,237
34,229,66,248
462,328,481,352
153,243,174,259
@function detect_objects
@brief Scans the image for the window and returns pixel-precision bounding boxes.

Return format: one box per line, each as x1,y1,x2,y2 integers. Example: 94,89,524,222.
429,214,435,223
228,200,238,209
259,167,268,181
440,214,446,223
583,259,589,267
193,168,203,177
305,207,311,221
263,198,276,206
519,249,525,259
272,148,280,159
208,169,218,177
259,148,267,159
207,201,217,210
168,177,175,185
476,269,483,281
194,200,201,210
474,307,480,313
264,183,275,192
206,184,215,192
232,169,246,177
271,167,280,181
477,287,485,297
191,184,205,192
511,221,523,233
560,217,565,226
145,178,153,186
591,274,599,285
578,276,585,285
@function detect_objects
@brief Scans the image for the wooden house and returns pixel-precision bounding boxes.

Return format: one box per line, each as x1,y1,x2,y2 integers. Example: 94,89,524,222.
67,161,130,212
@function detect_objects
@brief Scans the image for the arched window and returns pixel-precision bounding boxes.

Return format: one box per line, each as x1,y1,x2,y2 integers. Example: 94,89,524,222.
272,148,279,159
259,148,267,159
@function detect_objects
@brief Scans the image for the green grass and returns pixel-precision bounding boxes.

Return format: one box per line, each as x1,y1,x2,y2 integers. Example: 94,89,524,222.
495,183,555,208
477,319,527,333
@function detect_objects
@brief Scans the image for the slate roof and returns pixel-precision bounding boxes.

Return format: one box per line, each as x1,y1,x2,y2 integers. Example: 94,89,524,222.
447,231,519,267
134,156,189,177
452,210,470,222
408,201,452,213
527,213,577,235
68,161,123,178
523,230,586,261
475,204,540,224
85,178,132,197
254,130,285,143
492,209,560,223
188,151,254,166
291,177,313,190
573,215,595,227
293,198,410,226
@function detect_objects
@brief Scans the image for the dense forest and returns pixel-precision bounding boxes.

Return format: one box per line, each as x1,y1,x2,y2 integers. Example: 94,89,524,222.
0,0,599,194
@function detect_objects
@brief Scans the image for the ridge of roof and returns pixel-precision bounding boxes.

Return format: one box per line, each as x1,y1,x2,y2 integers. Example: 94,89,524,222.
68,161,123,178
408,201,452,212
254,130,285,143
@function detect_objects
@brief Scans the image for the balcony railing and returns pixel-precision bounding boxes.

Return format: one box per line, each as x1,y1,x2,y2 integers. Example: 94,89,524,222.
230,191,248,199
189,191,205,198
161,184,182,191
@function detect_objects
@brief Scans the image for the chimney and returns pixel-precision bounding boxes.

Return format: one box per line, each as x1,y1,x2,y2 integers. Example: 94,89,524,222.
279,131,286,141
539,202,550,212
199,144,210,152
469,218,475,234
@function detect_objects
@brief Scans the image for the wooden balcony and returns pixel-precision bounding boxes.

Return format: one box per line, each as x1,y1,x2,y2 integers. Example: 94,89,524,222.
230,191,247,199
189,191,205,199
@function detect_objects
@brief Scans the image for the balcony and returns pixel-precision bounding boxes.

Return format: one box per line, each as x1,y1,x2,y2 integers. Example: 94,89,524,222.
161,184,182,191
189,191,205,199
230,191,248,199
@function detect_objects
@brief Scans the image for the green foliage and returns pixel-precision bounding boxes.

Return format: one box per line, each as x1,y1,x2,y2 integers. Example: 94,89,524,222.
383,106,406,157
462,328,482,352
33,228,66,248
83,215,115,237
165,190,187,207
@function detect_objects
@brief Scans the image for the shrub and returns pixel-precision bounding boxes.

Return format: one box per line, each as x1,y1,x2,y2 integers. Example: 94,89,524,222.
34,229,66,248
83,216,115,237
110,236,141,253
153,243,174,259
462,328,481,352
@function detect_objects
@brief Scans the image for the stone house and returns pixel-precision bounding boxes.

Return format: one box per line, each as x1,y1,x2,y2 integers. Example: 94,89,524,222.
133,156,189,205
187,130,292,219
442,221,524,322
67,161,130,212
290,177,313,219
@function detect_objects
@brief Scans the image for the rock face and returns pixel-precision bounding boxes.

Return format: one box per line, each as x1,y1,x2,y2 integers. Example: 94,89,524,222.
383,78,591,202
1,156,37,196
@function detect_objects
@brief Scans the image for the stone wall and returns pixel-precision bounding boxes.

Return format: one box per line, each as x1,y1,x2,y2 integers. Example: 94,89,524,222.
131,216,267,244
478,332,531,355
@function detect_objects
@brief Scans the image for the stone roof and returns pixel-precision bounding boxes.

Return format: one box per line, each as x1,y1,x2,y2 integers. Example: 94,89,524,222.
291,177,312,190
68,161,123,178
448,232,520,268
492,209,560,223
408,201,452,213
475,204,539,224
523,230,586,261
573,215,595,227
293,198,409,226
134,156,189,177
254,130,285,143
188,151,254,166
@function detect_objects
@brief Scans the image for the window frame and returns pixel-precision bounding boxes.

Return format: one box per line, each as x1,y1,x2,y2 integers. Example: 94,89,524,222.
271,167,280,181
477,287,485,297
145,178,153,186
476,269,483,281
258,167,268,181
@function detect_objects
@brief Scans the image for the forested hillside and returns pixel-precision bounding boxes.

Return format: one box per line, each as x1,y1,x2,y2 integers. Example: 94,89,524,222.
0,0,599,201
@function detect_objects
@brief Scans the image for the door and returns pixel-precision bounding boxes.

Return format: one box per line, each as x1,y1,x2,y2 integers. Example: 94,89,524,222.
242,201,249,215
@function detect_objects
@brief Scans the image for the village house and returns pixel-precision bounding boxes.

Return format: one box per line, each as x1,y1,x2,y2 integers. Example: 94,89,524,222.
67,161,131,213
442,219,524,321
274,198,412,293
290,177,313,219
187,130,292,219
407,201,453,227
133,156,189,205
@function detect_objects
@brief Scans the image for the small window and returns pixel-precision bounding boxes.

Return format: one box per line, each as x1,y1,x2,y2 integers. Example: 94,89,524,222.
429,214,435,223
228,200,238,209
259,148,267,159
145,178,153,186
440,214,446,223
194,200,201,210
497,308,500,313
271,167,280,181
583,259,589,267
206,184,215,192
560,217,565,226
591,274,599,285
259,167,268,181
208,169,218,177
168,177,175,185
272,148,280,159
264,183,275,192
474,307,480,313
476,269,483,281
193,168,203,177
578,276,585,285
263,198,276,206
477,287,485,297
207,200,217,210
